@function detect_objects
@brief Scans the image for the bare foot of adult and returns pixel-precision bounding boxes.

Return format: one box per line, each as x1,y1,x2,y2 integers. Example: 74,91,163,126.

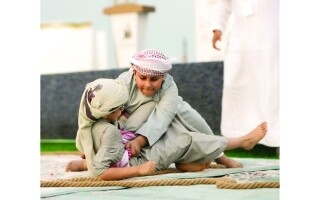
215,155,243,168
65,160,86,172
242,121,268,150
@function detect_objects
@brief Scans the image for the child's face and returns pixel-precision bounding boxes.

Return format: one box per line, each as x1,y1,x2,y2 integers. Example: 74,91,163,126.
134,70,164,97
103,106,124,122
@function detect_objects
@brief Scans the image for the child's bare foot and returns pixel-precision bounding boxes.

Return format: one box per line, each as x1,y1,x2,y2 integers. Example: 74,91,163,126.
204,161,212,168
175,161,211,172
215,156,243,168
242,122,268,150
65,160,87,172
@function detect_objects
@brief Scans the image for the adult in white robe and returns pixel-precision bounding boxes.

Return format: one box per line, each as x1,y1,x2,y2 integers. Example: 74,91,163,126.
211,0,279,147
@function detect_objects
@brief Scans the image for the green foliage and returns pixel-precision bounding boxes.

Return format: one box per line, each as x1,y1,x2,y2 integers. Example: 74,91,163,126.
41,139,77,152
41,140,279,159
225,145,279,159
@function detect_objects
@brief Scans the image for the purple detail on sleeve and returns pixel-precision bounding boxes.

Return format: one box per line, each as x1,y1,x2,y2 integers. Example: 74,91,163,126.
110,129,136,168
120,128,136,144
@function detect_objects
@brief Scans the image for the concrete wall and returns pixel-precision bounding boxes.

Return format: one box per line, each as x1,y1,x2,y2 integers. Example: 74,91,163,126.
41,61,223,139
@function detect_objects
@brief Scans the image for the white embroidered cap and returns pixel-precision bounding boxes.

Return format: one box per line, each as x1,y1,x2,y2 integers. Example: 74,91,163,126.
130,49,176,76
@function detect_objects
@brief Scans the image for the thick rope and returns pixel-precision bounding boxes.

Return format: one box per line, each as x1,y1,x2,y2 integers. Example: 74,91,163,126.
41,165,279,189
41,177,235,187
41,177,279,189
216,180,280,189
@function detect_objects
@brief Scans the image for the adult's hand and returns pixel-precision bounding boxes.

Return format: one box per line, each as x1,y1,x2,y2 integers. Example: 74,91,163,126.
212,30,222,50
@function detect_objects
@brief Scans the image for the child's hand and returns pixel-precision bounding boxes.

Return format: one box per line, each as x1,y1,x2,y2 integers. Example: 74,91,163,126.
126,139,141,156
138,161,157,176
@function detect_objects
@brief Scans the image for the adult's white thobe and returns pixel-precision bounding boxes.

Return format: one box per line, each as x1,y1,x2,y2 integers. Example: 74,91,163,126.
212,0,279,147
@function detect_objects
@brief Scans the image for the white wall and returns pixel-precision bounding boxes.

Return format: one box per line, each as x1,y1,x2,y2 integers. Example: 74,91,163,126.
40,22,108,74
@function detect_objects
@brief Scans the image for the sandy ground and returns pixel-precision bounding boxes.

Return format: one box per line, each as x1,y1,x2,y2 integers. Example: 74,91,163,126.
41,154,91,181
